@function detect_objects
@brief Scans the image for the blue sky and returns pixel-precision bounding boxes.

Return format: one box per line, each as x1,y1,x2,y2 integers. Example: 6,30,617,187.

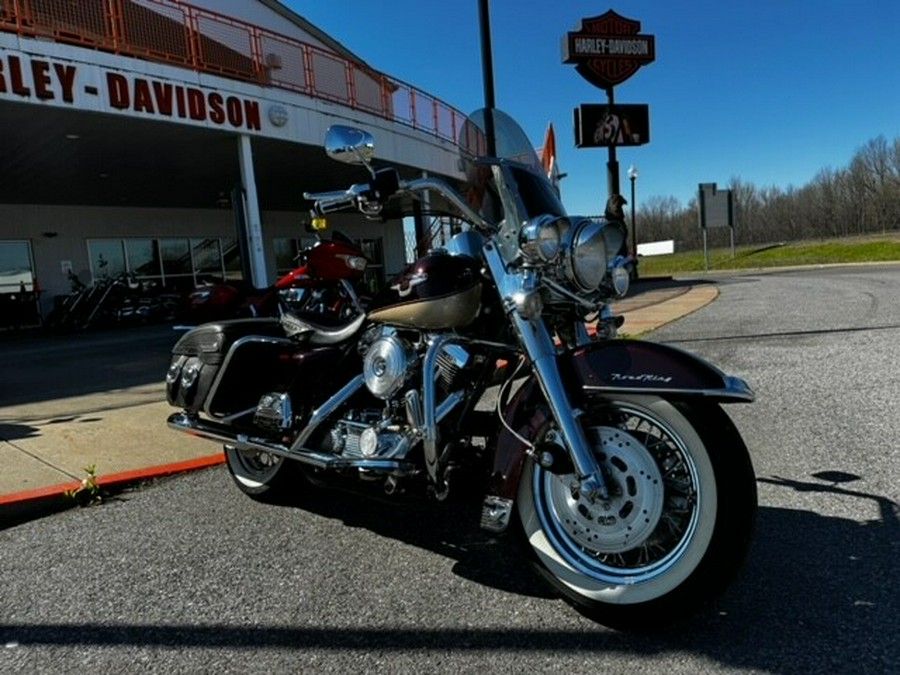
286,1,900,216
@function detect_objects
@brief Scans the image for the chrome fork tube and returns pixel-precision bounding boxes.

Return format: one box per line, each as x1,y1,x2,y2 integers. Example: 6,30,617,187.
484,243,609,500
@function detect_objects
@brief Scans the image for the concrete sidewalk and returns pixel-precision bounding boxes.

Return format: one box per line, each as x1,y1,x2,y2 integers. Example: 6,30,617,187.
0,278,718,525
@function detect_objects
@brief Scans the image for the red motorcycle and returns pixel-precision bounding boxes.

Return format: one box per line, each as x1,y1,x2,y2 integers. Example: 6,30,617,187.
182,230,368,323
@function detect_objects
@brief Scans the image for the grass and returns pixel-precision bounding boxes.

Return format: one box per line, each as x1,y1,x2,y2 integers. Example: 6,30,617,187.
637,235,900,276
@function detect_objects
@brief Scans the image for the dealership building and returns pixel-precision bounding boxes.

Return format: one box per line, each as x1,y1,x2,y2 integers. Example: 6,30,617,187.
0,0,469,325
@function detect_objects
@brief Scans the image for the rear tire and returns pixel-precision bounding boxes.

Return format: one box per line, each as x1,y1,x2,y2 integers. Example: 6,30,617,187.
224,445,302,503
516,395,756,630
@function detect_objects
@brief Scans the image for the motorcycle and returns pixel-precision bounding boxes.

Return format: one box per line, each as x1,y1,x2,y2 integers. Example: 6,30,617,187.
164,109,757,629
182,229,368,323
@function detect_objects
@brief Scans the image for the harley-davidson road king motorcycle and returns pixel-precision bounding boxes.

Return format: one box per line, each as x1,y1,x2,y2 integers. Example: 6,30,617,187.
165,109,757,629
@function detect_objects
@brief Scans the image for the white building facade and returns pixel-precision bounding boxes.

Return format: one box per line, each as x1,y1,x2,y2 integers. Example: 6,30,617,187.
0,0,467,325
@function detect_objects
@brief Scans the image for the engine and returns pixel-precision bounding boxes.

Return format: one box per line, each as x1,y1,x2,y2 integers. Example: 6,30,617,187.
308,326,474,466
359,325,472,401
362,332,418,399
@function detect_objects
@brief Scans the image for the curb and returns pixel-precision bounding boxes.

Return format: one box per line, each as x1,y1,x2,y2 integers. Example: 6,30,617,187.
0,453,224,529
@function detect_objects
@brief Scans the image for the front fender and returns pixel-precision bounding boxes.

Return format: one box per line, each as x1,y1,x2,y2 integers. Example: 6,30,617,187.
486,339,753,504
563,339,754,403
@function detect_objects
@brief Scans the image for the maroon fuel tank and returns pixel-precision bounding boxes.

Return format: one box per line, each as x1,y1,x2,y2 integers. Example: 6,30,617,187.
367,252,482,329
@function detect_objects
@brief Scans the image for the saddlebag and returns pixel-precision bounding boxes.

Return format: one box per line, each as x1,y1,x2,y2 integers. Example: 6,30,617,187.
166,318,296,416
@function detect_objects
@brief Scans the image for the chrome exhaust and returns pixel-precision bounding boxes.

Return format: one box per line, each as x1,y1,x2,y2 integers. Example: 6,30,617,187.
167,411,416,475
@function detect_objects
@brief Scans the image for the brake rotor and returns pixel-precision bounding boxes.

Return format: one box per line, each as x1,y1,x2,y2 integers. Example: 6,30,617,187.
546,426,664,554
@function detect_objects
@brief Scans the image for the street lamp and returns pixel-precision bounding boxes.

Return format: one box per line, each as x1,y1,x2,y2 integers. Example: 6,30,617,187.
627,165,638,256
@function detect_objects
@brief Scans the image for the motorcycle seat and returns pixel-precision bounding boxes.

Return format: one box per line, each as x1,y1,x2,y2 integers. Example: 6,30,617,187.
281,310,365,345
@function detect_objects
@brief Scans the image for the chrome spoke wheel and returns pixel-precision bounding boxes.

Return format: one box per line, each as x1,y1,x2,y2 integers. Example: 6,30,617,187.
536,410,701,584
234,449,282,479
517,394,726,610
224,444,296,499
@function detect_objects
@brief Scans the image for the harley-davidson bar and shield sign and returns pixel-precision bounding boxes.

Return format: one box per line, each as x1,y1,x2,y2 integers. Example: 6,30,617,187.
563,11,655,89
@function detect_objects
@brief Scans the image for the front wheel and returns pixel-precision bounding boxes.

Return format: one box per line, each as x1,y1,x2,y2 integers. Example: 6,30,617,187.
516,395,756,630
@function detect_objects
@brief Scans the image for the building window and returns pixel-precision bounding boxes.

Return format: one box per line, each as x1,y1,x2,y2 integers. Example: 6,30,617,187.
274,236,317,275
0,240,35,293
126,239,161,278
160,238,192,278
86,237,240,291
222,237,243,279
191,238,224,280
0,240,39,328
88,240,127,280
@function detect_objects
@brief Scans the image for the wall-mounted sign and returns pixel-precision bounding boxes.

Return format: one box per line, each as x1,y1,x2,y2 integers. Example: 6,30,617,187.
562,11,655,89
574,104,649,147
106,73,261,131
0,48,263,133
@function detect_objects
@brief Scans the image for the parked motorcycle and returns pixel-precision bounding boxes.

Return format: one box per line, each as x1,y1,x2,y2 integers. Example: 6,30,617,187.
182,231,368,323
47,272,179,330
165,109,757,629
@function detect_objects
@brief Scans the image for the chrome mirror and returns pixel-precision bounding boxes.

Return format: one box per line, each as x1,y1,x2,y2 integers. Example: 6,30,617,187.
325,125,376,168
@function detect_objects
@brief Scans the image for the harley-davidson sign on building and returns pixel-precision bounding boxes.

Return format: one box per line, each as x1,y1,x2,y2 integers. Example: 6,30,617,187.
563,11,655,89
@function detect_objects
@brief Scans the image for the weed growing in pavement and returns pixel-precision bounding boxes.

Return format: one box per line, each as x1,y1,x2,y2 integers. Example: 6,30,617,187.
63,464,104,506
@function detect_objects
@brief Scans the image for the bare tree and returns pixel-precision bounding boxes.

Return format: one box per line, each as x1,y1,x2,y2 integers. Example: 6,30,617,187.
628,131,900,250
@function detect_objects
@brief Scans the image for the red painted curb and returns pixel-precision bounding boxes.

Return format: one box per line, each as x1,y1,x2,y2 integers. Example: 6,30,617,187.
0,453,225,507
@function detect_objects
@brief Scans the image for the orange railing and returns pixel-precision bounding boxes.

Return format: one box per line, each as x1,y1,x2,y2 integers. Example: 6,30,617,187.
0,0,470,144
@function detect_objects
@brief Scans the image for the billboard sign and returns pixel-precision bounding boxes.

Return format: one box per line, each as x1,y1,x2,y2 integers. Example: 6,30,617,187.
574,104,650,147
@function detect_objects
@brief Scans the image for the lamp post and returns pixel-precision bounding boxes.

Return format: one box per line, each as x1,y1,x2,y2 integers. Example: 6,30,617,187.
627,164,638,256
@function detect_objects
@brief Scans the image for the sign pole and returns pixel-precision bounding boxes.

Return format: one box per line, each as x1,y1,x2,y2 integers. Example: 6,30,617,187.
477,0,497,158
698,183,709,272
605,86,620,199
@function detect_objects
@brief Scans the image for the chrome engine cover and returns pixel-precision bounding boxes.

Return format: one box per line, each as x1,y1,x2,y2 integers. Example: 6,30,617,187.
330,416,413,461
363,334,418,399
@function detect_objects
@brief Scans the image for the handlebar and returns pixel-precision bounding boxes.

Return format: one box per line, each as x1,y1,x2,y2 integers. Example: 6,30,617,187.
303,184,370,215
304,174,493,233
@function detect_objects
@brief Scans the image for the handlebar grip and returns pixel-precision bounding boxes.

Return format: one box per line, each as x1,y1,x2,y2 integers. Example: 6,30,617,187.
313,197,356,215
303,188,359,215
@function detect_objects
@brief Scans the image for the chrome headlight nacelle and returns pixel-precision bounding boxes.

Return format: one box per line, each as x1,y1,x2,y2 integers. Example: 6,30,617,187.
519,214,566,264
561,218,608,293
555,216,629,298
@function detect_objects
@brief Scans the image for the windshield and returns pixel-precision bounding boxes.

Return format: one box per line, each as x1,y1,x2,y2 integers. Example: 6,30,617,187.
460,108,544,171
459,108,566,222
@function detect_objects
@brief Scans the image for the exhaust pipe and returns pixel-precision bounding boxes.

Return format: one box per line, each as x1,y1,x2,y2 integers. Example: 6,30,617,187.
167,412,416,475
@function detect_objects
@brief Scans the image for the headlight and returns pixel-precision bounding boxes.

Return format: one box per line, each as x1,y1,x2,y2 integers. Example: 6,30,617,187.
337,254,368,271
519,215,565,263
563,219,608,292
610,261,630,298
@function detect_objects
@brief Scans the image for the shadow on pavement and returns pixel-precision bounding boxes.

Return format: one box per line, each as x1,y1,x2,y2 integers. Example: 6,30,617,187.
0,324,181,408
1,469,896,673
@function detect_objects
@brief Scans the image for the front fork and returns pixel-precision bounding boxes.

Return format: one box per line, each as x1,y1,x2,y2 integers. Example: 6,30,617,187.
483,243,609,502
